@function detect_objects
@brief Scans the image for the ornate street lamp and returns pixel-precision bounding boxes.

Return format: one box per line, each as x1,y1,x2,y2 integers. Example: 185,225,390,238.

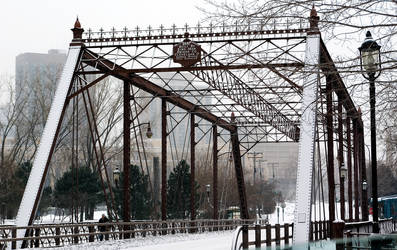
340,163,348,180
339,162,348,221
359,32,381,79
359,31,381,233
113,167,121,188
362,180,368,191
146,123,153,138
205,184,213,211
131,122,153,138
206,184,211,197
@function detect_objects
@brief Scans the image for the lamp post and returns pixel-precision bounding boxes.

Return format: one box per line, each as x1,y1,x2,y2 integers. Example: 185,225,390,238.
281,201,286,222
340,163,348,181
277,204,280,224
113,167,121,188
205,184,213,207
145,123,153,138
132,122,153,139
359,31,381,233
1,202,5,224
362,180,368,192
362,180,368,191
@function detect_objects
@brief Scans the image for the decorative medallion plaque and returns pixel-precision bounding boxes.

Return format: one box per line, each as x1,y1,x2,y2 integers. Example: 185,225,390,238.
173,33,201,67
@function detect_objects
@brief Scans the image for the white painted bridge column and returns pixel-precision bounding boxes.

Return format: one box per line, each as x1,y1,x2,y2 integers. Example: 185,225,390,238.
292,31,321,244
15,45,82,248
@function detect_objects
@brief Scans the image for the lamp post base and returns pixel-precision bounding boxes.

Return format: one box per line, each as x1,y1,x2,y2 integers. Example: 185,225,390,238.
373,221,380,233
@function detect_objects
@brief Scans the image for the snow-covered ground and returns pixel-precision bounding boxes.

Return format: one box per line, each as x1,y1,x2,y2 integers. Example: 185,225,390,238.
38,231,236,250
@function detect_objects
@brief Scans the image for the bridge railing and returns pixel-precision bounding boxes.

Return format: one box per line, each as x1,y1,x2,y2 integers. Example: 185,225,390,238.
239,220,330,249
344,218,396,235
343,218,397,249
0,219,261,249
238,219,396,249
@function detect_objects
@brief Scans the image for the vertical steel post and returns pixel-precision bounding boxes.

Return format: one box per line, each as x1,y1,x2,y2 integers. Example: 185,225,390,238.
123,80,131,237
353,118,360,221
230,114,249,219
346,117,353,222
161,99,167,221
153,156,160,219
326,76,335,227
338,100,345,221
369,76,379,232
190,113,196,221
212,124,218,220
359,113,369,221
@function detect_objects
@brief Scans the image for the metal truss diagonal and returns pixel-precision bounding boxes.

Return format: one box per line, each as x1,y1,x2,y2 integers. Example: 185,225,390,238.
192,51,300,141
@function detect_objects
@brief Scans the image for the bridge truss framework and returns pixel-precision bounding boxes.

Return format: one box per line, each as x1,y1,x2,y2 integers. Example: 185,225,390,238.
15,6,369,246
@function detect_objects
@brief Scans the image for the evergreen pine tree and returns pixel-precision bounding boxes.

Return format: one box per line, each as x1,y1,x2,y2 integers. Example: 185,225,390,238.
0,161,53,218
54,166,101,220
167,160,199,219
114,165,152,220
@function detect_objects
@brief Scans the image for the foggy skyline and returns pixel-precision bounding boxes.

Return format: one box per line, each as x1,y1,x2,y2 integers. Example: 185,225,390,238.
0,0,202,74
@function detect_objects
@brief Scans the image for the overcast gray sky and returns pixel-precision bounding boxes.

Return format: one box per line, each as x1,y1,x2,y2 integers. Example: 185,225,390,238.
0,0,202,75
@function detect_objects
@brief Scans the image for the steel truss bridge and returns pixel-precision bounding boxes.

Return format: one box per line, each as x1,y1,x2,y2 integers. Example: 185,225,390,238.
13,6,369,248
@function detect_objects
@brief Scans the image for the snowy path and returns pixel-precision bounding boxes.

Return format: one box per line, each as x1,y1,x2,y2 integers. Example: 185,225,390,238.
38,231,236,250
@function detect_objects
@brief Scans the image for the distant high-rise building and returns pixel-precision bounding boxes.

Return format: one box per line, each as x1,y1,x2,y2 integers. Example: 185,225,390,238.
385,132,397,167
15,49,67,116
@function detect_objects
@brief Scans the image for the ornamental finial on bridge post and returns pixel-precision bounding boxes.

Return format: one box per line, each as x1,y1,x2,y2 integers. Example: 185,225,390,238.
309,5,320,32
71,17,84,41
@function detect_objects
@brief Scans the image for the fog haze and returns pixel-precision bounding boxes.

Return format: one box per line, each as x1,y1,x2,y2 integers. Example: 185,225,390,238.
0,0,201,74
